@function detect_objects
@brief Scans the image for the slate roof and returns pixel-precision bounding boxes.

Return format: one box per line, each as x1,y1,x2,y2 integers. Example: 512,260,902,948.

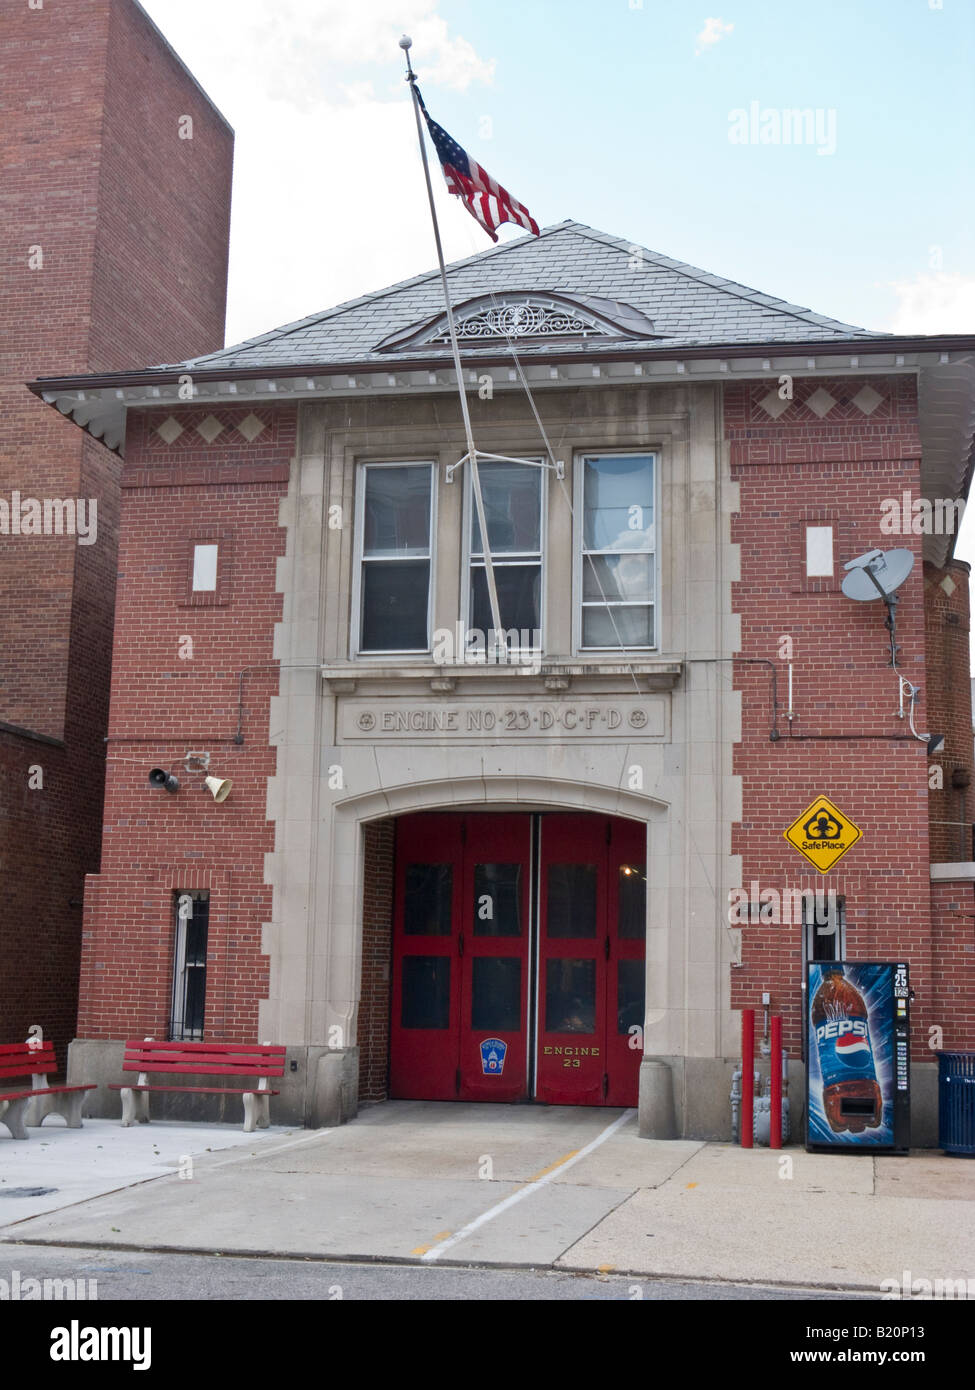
165,220,884,375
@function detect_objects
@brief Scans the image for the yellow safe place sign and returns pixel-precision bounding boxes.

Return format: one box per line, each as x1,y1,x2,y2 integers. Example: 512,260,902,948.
783,796,861,873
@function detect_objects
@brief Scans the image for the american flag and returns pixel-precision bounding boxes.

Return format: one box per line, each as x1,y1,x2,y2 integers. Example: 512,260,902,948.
415,86,539,243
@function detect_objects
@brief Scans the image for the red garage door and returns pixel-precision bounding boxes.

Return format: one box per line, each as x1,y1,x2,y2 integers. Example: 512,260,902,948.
389,812,645,1105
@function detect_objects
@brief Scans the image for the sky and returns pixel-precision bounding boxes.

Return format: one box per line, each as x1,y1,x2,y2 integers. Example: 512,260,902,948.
140,0,975,589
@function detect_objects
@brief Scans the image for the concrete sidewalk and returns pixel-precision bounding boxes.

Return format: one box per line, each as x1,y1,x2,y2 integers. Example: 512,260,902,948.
2,1102,973,1293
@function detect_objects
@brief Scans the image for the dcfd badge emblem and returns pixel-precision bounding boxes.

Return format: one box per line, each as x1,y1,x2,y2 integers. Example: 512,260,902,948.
480,1038,507,1076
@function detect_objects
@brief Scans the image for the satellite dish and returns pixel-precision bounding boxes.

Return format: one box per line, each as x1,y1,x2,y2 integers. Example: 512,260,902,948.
840,548,914,603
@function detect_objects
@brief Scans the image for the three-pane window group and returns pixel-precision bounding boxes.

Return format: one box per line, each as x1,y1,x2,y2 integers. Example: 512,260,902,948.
356,452,656,654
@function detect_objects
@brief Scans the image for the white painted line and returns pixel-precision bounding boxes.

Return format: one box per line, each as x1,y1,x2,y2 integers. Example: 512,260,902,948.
421,1109,636,1262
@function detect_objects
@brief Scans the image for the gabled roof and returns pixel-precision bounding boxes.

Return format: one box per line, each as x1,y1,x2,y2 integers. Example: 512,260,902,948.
163,220,883,374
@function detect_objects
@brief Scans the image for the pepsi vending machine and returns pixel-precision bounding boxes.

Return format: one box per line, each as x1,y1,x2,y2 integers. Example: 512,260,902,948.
806,962,910,1152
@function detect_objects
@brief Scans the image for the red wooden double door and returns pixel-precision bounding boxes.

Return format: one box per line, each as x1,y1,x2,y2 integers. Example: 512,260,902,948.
389,812,646,1106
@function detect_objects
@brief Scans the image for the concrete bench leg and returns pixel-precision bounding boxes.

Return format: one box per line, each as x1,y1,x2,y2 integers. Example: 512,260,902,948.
23,1092,88,1128
120,1088,150,1126
241,1092,270,1133
0,1097,30,1140
61,1090,88,1128
23,1093,55,1128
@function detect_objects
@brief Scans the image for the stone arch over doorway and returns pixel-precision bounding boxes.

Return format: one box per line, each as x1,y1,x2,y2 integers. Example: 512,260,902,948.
319,776,671,1109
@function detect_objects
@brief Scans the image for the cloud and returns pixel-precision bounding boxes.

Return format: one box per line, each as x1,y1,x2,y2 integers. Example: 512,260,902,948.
695,17,734,56
138,1,497,346
885,273,975,335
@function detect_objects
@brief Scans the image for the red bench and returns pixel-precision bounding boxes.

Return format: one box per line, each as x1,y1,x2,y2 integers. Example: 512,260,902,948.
0,1042,96,1140
109,1039,287,1132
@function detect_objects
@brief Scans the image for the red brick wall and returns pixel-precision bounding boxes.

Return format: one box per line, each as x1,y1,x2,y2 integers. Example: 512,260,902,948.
728,376,936,1061
0,0,106,735
930,880,975,1051
923,559,972,863
0,0,233,1063
77,407,294,1041
359,819,395,1100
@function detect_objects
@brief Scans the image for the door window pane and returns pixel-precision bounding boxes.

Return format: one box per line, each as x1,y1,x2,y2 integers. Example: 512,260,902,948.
617,960,645,1036
473,864,522,936
545,959,596,1034
401,956,451,1029
472,958,522,1032
404,864,453,935
617,865,646,940
546,864,597,938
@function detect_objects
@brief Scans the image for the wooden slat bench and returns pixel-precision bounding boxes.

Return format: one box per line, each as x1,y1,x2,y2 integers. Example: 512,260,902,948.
108,1039,287,1132
0,1042,96,1140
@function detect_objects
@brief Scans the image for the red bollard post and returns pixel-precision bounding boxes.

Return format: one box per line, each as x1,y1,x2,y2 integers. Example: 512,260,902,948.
770,1015,783,1149
741,1008,755,1148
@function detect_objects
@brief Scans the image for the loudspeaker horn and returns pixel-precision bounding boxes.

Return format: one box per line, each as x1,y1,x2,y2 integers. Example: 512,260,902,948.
149,768,179,794
204,775,232,803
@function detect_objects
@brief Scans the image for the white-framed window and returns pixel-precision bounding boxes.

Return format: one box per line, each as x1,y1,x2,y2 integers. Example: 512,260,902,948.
171,890,209,1041
462,459,545,657
576,452,657,651
353,461,435,655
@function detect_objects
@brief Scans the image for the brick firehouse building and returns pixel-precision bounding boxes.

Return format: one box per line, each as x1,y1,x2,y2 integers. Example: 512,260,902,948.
32,222,975,1139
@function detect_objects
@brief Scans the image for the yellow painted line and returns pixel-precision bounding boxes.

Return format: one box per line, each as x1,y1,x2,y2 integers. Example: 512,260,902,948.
597,1264,615,1274
523,1149,580,1184
411,1230,451,1256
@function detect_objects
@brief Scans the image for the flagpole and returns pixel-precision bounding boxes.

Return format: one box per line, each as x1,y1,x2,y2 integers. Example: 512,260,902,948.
400,34,504,646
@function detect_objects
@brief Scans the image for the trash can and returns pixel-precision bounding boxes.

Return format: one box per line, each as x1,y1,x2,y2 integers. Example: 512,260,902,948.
937,1052,975,1156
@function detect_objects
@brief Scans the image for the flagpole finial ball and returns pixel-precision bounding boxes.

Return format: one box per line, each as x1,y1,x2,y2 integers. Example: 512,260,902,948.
399,35,412,50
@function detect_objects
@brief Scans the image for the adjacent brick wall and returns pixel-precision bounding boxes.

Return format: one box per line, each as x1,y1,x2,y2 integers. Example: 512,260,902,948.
0,0,232,1066
728,376,935,1062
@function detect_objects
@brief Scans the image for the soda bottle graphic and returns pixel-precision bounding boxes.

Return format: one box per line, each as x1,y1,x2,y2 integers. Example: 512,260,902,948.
811,966,882,1133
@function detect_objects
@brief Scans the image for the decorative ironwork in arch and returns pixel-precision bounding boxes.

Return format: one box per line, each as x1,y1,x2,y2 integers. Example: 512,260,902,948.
433,298,602,343
375,292,658,353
